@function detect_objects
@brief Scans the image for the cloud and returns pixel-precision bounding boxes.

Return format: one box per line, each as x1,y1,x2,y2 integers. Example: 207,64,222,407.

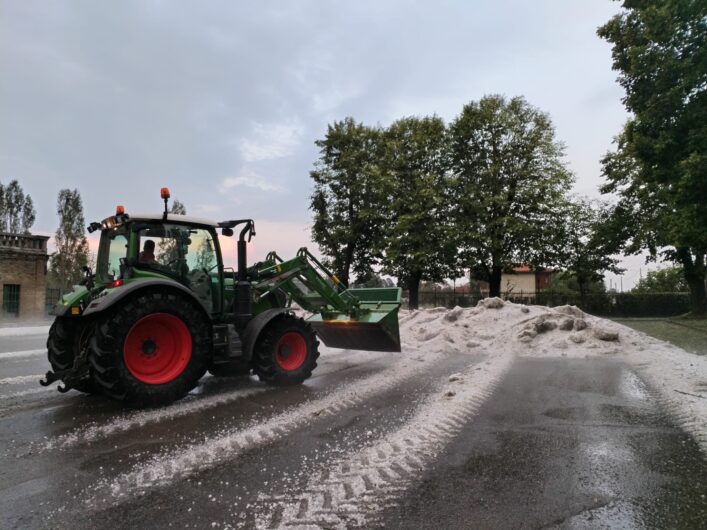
0,0,626,236
238,121,303,162
221,172,283,193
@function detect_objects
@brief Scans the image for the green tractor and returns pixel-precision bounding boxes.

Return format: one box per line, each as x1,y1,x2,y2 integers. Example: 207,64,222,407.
42,188,401,406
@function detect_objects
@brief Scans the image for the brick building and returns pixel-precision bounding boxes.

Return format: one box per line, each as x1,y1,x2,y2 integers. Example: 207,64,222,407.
0,232,50,320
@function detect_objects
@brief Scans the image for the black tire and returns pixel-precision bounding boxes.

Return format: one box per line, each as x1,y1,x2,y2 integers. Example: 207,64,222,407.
88,290,211,407
252,314,319,385
47,317,98,394
208,359,252,378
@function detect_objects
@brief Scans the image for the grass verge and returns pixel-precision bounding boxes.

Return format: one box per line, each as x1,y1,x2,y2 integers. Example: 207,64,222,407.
612,317,707,355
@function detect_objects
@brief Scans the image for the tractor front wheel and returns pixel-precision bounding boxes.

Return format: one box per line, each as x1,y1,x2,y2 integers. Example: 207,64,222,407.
252,314,319,385
88,291,210,406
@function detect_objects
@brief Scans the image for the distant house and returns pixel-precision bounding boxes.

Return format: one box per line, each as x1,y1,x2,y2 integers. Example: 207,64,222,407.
0,232,50,320
501,266,555,298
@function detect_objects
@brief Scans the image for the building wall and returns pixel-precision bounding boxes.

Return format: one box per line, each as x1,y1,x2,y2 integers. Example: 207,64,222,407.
0,233,50,320
502,272,536,296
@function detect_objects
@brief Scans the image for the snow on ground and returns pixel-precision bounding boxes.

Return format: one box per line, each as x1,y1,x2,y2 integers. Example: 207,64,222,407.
0,348,47,360
0,325,50,337
253,347,513,528
399,299,707,453
0,374,43,386
34,298,700,528
95,348,451,501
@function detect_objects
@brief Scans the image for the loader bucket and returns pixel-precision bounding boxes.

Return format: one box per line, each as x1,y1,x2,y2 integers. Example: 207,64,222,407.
307,287,402,352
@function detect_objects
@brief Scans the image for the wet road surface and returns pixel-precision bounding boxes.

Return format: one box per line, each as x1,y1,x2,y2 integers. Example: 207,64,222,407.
1,331,705,529
379,359,707,529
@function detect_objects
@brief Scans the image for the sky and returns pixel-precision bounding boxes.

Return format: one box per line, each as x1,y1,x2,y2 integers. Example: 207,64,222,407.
0,1,654,287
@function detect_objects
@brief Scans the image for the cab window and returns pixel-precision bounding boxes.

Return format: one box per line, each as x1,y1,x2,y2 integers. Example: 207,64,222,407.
136,223,219,312
98,227,129,282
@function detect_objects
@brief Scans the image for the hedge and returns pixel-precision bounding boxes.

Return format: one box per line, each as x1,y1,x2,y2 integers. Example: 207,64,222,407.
408,291,691,318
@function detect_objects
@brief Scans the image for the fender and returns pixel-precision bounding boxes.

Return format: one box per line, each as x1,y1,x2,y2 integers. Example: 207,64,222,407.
241,308,289,360
82,279,211,319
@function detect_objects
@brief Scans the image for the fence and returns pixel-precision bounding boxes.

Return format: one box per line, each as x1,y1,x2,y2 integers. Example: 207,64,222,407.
407,291,691,318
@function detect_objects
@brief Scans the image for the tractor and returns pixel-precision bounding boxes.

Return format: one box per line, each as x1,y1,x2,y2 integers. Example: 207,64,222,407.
42,188,401,406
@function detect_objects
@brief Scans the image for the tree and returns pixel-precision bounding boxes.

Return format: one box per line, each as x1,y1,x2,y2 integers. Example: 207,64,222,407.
549,272,607,296
170,199,187,215
49,189,89,291
448,95,574,297
157,199,188,264
0,179,36,233
194,237,216,270
309,118,386,286
558,198,622,304
598,1,707,313
633,266,689,293
379,116,460,309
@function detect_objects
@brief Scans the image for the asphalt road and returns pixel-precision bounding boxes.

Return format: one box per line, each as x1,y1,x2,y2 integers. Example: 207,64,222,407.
0,330,705,529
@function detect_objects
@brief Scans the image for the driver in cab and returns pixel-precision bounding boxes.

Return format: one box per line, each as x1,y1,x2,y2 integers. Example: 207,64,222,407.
139,240,157,264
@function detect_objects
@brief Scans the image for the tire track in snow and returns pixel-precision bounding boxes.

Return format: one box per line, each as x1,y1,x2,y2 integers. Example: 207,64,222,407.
88,350,446,503
48,349,389,450
46,386,269,449
636,370,707,454
250,354,513,529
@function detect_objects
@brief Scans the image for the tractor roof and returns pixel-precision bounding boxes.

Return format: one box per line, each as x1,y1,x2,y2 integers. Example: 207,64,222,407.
126,212,219,227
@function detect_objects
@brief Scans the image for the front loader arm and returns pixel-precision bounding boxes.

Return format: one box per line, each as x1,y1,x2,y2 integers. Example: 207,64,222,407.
254,248,359,317
254,248,402,352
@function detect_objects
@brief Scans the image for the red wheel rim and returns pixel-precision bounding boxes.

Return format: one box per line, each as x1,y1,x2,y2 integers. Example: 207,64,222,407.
275,332,307,371
123,313,192,384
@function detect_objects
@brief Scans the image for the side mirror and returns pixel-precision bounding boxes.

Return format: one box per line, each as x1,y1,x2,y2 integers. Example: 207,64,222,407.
221,228,234,237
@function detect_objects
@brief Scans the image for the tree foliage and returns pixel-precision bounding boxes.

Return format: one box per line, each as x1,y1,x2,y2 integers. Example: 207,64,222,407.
379,116,459,309
170,199,187,215
308,98,620,307
448,95,574,297
0,179,36,234
309,118,386,286
598,0,707,313
549,272,607,296
49,189,89,291
632,266,688,293
558,198,622,302
157,199,188,264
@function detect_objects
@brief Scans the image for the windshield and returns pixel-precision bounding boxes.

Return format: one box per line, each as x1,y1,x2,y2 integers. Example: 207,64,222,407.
136,223,217,279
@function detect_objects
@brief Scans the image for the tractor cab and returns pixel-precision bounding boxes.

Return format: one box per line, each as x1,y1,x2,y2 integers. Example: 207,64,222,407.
95,213,225,314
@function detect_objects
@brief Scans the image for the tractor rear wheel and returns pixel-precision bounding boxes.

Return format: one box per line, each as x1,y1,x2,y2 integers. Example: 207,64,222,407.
252,314,319,385
88,291,210,406
47,317,98,394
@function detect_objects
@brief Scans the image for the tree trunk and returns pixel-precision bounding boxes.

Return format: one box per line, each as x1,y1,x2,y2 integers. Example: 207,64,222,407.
677,248,706,315
577,278,588,308
339,242,355,287
407,273,422,310
489,266,503,298
687,277,707,315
